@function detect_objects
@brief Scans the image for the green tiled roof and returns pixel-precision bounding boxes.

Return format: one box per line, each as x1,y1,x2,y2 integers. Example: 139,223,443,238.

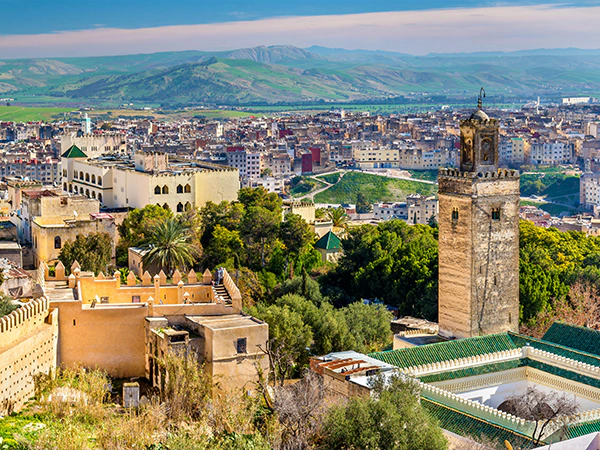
542,322,600,357
369,333,516,368
509,332,600,368
314,231,341,251
419,360,525,384
526,359,600,390
421,398,536,449
568,418,600,439
61,144,87,158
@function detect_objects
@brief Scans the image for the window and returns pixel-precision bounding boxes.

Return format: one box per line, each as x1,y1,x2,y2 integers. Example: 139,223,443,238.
154,186,161,195
85,173,90,182
98,177,102,186
85,189,90,197
236,338,247,354
452,207,459,221
79,171,84,179
98,193,103,203
184,184,191,193
54,236,61,249
132,296,141,303
100,297,109,304
177,184,183,194
176,202,184,213
91,191,96,199
91,174,96,184
185,202,191,211
162,185,169,195
491,208,500,220
163,203,170,210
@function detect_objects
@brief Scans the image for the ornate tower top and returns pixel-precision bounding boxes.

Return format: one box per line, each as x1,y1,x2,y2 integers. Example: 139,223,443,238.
459,87,499,173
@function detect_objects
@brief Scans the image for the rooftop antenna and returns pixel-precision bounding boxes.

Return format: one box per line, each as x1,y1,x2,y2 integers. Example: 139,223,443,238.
478,87,486,109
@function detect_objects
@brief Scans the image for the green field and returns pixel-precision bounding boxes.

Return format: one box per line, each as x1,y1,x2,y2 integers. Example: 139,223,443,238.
313,171,437,204
316,172,342,184
0,106,75,122
406,170,439,182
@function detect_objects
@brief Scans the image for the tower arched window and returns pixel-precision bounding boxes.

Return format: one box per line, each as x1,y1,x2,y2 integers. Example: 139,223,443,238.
184,184,191,193
63,182,67,191
184,202,191,211
176,202,184,213
98,177,102,186
74,186,78,193
54,236,62,249
452,207,459,221
162,185,169,195
154,186,161,195
79,171,84,180
91,174,96,184
163,203,170,210
98,193,103,203
85,189,90,197
491,207,500,220
177,185,183,194
92,191,96,199
85,173,90,182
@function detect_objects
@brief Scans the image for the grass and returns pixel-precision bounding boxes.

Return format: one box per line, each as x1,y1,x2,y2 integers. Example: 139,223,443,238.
520,200,579,216
317,172,341,184
0,106,75,122
406,170,438,182
313,171,437,204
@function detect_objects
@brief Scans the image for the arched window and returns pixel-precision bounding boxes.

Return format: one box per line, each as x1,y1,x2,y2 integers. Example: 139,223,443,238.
452,207,459,221
54,236,61,249
98,177,102,186
184,184,191,193
98,193,103,203
74,172,78,179
154,186,161,195
63,182,67,191
491,207,500,220
176,202,184,213
184,202,191,211
85,173,90,182
68,184,73,193
163,203,170,210
79,171,84,179
177,185,183,194
91,191,96,199
85,189,90,197
91,174,96,184
162,185,169,195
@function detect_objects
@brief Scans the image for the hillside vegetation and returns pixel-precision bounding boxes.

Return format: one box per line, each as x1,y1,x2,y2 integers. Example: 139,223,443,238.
4,45,600,105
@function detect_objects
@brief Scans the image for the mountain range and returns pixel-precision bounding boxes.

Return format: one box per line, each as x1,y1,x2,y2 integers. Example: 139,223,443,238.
2,45,600,106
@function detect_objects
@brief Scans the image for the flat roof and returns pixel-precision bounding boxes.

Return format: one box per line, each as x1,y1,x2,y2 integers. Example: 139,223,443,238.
186,314,264,330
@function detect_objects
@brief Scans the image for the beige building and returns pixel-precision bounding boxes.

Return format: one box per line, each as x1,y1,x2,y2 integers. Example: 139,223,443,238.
62,149,240,211
60,133,127,158
44,266,268,390
353,147,400,169
398,147,455,170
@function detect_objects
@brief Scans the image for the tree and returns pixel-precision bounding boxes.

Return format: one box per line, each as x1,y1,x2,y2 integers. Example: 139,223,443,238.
59,232,113,275
0,294,17,317
319,373,447,450
356,192,371,214
499,386,578,446
116,205,173,266
241,206,281,268
238,186,282,213
203,224,244,269
141,217,201,275
326,207,348,228
247,303,313,384
343,302,393,353
280,213,315,255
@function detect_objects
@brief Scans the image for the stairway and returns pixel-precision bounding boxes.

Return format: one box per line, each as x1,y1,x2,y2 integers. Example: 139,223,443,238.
212,284,232,304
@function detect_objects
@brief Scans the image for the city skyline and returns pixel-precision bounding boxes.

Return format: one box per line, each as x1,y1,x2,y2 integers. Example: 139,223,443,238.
0,2,599,58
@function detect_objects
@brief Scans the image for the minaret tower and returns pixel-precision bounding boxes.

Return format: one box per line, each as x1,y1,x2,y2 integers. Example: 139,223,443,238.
438,89,520,339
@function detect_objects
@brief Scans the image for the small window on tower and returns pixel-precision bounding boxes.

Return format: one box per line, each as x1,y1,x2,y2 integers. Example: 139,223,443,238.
492,208,500,220
236,338,247,354
452,207,459,221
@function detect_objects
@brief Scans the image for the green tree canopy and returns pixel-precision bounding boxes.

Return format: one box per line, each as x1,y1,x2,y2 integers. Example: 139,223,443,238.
319,373,447,450
59,232,113,275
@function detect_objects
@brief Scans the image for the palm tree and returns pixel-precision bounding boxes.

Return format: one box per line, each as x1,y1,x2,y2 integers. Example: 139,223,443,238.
327,207,348,228
142,218,201,275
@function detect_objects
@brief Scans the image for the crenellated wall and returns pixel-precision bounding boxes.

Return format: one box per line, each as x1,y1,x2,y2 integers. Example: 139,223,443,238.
0,297,58,414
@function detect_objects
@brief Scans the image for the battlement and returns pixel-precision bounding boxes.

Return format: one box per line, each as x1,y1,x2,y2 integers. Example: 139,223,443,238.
438,168,519,180
0,296,50,336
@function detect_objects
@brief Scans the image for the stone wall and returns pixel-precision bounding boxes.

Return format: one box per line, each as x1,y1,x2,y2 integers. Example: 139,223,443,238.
0,297,58,414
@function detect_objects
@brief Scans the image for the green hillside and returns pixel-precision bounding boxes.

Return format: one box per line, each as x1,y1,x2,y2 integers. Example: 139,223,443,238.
313,172,437,204
3,45,600,106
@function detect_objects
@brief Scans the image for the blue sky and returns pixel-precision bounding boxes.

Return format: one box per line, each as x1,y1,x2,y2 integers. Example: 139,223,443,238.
2,0,599,34
0,1,599,58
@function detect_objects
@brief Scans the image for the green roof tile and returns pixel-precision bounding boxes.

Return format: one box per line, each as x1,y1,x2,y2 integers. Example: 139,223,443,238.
542,323,600,357
314,231,341,251
508,332,600,368
419,360,525,384
421,398,536,449
568,418,600,439
61,145,87,158
369,333,517,369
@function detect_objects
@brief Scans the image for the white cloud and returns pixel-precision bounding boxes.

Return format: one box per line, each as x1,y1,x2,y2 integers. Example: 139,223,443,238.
0,4,599,58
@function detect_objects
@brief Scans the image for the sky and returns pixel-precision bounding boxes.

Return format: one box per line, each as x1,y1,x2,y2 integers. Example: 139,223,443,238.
0,0,599,58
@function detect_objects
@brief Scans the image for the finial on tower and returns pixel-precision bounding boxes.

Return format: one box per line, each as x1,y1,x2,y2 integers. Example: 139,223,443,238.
478,87,486,109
